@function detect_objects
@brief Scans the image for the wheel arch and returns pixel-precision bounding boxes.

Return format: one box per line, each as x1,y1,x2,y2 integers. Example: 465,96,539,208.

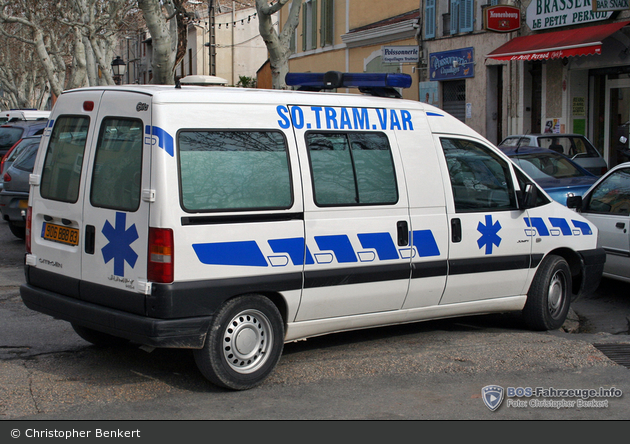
543,247,584,299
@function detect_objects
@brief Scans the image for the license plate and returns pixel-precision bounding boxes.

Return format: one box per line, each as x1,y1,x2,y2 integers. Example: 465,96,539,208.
42,223,79,246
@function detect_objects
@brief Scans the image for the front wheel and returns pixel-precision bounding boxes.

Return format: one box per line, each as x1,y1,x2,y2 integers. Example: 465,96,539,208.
193,295,284,390
522,255,572,331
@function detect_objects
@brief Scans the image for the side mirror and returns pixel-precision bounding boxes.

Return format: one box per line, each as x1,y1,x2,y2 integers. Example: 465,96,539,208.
518,183,538,209
566,194,583,210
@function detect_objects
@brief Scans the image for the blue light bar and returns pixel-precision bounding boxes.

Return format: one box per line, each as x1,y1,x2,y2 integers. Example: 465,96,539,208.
285,71,412,90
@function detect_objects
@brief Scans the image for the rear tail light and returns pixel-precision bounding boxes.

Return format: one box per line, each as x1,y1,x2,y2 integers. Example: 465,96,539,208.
25,206,32,254
3,172,10,182
148,227,174,283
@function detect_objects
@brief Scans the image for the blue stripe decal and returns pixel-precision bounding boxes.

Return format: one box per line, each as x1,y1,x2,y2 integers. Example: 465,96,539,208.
314,235,358,263
525,217,550,236
549,217,572,235
412,230,441,257
572,219,593,235
524,217,592,237
145,125,174,157
268,238,314,265
426,112,444,117
357,232,399,260
193,241,268,267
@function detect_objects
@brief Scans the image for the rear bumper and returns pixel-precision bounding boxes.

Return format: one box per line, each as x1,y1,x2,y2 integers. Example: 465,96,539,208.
20,283,212,349
578,247,607,297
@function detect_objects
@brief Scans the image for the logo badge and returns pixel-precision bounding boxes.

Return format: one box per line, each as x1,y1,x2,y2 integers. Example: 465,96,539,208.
482,385,504,411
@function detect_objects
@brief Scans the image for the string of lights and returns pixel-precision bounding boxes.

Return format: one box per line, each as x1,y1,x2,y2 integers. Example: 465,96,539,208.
190,12,258,29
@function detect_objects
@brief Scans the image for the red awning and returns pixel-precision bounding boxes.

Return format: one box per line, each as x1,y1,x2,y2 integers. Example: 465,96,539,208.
486,21,630,61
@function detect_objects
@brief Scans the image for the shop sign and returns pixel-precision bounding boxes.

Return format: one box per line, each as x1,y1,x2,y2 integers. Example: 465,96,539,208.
592,0,630,11
527,0,612,30
382,46,420,64
484,5,521,32
429,48,474,81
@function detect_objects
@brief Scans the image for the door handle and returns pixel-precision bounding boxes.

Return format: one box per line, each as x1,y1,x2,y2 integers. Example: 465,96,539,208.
85,225,95,255
397,221,409,246
615,222,626,229
451,218,462,243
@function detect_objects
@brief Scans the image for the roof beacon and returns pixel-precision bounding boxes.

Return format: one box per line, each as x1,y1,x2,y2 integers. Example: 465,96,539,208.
285,71,412,98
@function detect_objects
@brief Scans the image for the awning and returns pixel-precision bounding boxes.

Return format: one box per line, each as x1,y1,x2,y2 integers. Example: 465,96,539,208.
486,21,630,61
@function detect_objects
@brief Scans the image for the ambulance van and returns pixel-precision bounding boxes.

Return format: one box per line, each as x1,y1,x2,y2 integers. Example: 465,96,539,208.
20,72,605,390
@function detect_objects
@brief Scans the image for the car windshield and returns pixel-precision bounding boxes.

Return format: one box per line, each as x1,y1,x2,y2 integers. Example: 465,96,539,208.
0,127,24,150
12,143,38,172
537,136,599,158
513,152,586,179
6,138,39,162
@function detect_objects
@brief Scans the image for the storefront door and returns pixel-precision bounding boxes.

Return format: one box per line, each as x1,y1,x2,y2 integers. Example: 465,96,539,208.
605,78,630,168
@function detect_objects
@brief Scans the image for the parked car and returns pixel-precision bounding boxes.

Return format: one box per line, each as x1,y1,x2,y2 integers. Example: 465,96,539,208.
0,139,39,239
501,145,599,205
568,162,630,283
0,135,41,190
0,109,50,123
0,120,47,158
498,133,607,176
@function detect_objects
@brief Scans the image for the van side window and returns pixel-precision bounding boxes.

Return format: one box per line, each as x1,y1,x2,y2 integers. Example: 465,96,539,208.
441,138,516,212
306,132,398,206
40,116,90,203
90,118,143,212
178,130,292,211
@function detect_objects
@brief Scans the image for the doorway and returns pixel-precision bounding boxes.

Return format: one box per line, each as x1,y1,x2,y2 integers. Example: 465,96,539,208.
605,77,630,168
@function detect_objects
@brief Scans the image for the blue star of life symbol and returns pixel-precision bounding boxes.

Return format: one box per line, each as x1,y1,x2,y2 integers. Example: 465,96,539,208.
102,212,139,277
477,215,502,255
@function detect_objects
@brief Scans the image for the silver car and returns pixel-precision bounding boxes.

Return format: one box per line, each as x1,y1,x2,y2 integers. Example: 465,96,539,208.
569,162,630,283
0,139,39,239
499,134,608,176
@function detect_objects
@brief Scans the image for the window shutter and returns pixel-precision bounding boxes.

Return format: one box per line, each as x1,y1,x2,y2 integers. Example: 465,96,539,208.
302,6,307,51
460,0,473,33
425,0,435,39
311,0,318,50
450,0,459,35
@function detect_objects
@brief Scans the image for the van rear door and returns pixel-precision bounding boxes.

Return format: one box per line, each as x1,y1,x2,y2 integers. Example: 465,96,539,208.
29,91,103,294
79,91,151,313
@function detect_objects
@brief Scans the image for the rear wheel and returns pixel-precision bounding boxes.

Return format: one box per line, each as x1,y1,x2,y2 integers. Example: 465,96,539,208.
71,323,129,347
522,255,571,331
193,294,284,390
7,220,25,240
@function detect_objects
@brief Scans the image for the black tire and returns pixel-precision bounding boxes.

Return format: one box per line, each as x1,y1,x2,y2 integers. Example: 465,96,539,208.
522,255,572,331
193,294,284,390
71,323,129,347
7,220,25,240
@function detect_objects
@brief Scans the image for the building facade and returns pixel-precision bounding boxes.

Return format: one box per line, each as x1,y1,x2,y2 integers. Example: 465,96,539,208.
281,0,630,170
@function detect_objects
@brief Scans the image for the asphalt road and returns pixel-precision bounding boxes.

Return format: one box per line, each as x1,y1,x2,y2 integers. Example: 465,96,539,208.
1,219,629,422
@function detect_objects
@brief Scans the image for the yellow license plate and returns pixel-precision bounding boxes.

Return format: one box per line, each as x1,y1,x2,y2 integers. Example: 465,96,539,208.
42,223,79,246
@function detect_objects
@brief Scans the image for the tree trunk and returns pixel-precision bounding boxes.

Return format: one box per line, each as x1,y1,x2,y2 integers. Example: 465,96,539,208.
256,0,302,90
138,0,178,85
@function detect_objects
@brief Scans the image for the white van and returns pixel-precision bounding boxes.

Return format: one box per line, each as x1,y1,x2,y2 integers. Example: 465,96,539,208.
20,72,605,390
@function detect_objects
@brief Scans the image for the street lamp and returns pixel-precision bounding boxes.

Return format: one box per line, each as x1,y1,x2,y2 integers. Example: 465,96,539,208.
111,56,126,85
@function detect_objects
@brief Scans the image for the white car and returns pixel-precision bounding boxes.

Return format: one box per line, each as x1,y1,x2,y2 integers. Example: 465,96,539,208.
499,134,608,176
569,162,630,283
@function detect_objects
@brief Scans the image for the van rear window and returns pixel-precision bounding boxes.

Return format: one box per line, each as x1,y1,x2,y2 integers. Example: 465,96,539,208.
90,118,143,211
178,130,292,211
40,116,90,203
